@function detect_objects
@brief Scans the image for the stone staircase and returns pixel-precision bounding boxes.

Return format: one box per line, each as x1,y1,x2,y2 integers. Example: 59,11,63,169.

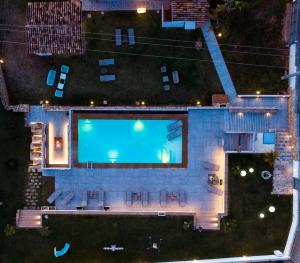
16,210,42,229
194,211,220,230
24,171,42,209
272,130,293,195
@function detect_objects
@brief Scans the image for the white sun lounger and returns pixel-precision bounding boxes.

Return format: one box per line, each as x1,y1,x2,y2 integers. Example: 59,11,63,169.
80,190,88,208
207,185,223,196
99,58,115,66
61,191,75,206
126,192,132,206
167,127,182,141
98,189,105,209
47,189,62,204
115,28,122,46
142,191,149,207
128,28,135,46
167,120,183,132
160,190,167,207
202,161,220,171
100,74,116,82
179,191,187,207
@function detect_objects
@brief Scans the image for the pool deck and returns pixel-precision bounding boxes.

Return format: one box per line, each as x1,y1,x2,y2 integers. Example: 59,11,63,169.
26,96,289,228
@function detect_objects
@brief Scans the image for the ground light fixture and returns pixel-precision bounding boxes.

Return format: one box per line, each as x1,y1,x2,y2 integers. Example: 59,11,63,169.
141,101,146,106
259,213,265,219
269,206,276,213
217,32,222,38
90,100,94,106
256,90,261,95
249,167,254,173
240,170,247,177
45,100,49,105
137,7,146,14
196,100,201,106
0,58,4,64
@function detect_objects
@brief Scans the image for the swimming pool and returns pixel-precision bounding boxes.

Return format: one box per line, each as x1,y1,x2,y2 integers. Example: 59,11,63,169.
74,114,187,167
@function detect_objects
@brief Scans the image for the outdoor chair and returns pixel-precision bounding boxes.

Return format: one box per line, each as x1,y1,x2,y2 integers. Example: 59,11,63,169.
128,28,135,46
100,74,116,82
162,76,169,83
163,84,170,91
160,66,167,73
57,83,64,90
55,89,63,98
115,28,122,46
61,65,70,74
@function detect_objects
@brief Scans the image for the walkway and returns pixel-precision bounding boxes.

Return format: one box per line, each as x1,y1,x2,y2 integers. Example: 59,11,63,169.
201,21,237,102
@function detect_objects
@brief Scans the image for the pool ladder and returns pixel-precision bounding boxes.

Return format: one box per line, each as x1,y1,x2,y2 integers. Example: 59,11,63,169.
87,161,94,169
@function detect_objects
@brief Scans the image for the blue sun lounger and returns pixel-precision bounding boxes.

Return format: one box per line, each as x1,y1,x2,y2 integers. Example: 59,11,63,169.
61,65,69,74
167,120,183,132
47,189,62,204
80,190,87,208
142,191,149,207
128,28,135,46
61,191,75,206
115,28,122,46
100,74,116,82
46,70,56,86
99,58,115,66
167,127,182,141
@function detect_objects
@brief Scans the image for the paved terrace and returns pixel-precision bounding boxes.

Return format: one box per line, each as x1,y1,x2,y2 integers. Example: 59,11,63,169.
26,96,289,218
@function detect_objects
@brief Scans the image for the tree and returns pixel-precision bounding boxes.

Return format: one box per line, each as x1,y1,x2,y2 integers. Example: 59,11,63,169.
263,151,279,167
4,224,16,237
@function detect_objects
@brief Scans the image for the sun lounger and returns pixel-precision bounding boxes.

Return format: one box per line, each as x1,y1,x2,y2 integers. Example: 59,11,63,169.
47,189,62,204
100,74,116,82
55,90,63,98
128,28,135,46
163,84,170,91
167,127,182,141
80,190,88,208
207,185,223,196
126,192,132,206
202,161,220,171
46,70,56,86
172,71,180,84
160,190,167,207
61,191,75,206
98,189,105,209
61,65,69,74
115,28,122,46
179,191,187,207
167,120,183,132
142,191,149,207
99,58,115,66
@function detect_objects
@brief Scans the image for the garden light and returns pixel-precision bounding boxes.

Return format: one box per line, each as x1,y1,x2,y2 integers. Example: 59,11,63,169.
240,170,247,177
269,206,276,213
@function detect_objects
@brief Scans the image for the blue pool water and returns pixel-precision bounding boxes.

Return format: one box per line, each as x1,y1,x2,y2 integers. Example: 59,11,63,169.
263,132,275,144
78,119,183,164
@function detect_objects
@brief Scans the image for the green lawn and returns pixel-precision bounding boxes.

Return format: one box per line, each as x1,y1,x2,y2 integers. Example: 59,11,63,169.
2,11,222,106
0,152,292,263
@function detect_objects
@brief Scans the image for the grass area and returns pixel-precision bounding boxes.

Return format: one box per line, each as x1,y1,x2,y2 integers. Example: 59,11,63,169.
0,153,292,263
2,10,222,106
217,0,289,94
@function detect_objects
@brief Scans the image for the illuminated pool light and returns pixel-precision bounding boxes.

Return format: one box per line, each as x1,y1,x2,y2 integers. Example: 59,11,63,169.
161,149,170,164
133,120,144,132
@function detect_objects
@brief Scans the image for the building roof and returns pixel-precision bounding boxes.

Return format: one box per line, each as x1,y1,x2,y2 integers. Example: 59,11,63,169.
212,94,229,106
171,0,209,28
26,0,84,55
